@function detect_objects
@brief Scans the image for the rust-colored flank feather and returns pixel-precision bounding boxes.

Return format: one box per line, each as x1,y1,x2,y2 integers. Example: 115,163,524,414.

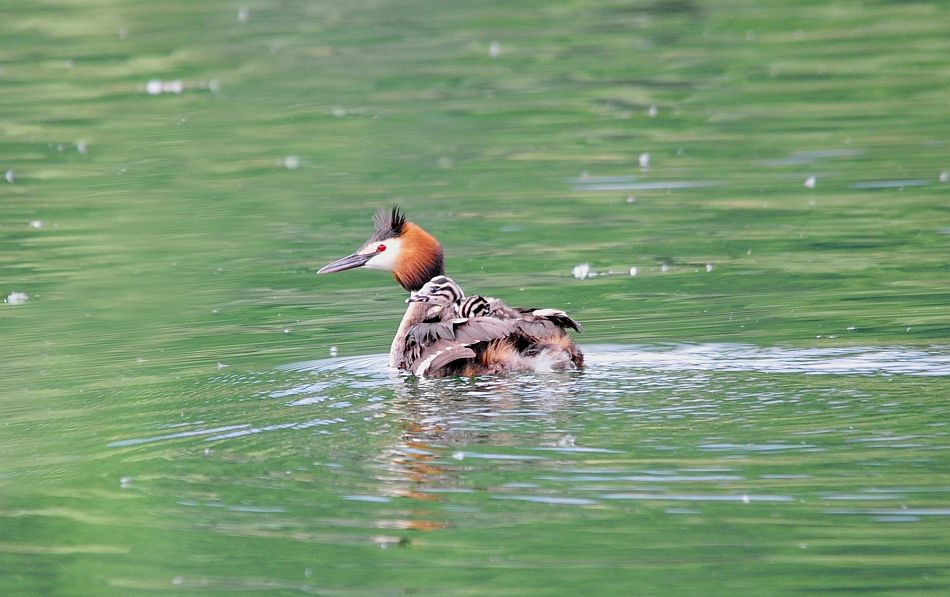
464,340,519,376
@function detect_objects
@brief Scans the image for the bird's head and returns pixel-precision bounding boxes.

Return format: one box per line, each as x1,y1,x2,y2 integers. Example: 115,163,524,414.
317,206,444,292
406,275,464,306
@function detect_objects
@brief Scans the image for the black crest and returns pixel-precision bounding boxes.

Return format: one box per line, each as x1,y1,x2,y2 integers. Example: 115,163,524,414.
371,205,406,241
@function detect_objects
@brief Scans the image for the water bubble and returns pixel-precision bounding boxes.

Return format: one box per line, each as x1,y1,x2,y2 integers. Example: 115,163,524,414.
282,155,300,170
29,220,43,229
705,263,713,272
660,264,670,273
940,171,949,183
331,106,346,117
489,41,501,58
452,451,465,460
5,292,28,305
216,362,228,370
238,7,249,23
120,476,132,489
572,263,591,280
639,152,650,169
804,175,817,188
329,346,339,357
629,266,638,276
625,196,636,203
4,169,15,183
146,80,183,95
647,105,658,118
76,141,88,154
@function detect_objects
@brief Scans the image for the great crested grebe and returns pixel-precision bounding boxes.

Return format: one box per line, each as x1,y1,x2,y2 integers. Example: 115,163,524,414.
317,207,583,377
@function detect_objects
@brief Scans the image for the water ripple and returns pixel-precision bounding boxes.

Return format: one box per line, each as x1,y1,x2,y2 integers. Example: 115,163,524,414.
586,344,950,377
281,343,950,379
107,424,250,447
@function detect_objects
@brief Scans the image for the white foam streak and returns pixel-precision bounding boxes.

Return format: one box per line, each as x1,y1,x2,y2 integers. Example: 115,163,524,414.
586,344,950,377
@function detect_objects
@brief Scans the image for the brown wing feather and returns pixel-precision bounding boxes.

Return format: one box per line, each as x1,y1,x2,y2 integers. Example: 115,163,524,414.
407,322,455,345
412,342,477,376
530,309,582,332
490,298,581,332
452,316,515,345
514,319,559,343
403,321,454,368
408,317,516,376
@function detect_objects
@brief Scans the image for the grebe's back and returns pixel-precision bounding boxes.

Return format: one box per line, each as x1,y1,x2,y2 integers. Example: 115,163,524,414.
403,275,583,377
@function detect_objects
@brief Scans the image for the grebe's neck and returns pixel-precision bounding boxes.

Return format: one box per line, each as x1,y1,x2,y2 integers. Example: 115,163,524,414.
389,300,431,369
391,222,444,292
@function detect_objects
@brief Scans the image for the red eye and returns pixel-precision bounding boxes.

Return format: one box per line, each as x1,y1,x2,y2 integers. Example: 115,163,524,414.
376,244,386,252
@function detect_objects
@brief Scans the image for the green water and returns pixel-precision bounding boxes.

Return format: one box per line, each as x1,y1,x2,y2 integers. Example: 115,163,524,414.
2,0,948,595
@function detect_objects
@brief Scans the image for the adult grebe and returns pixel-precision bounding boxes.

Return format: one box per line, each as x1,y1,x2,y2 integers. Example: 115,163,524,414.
317,207,583,376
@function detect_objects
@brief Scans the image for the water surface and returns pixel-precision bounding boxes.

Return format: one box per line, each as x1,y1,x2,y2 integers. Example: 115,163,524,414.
1,0,948,595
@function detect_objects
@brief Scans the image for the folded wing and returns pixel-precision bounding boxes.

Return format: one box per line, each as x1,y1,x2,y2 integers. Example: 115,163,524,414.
407,316,516,376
